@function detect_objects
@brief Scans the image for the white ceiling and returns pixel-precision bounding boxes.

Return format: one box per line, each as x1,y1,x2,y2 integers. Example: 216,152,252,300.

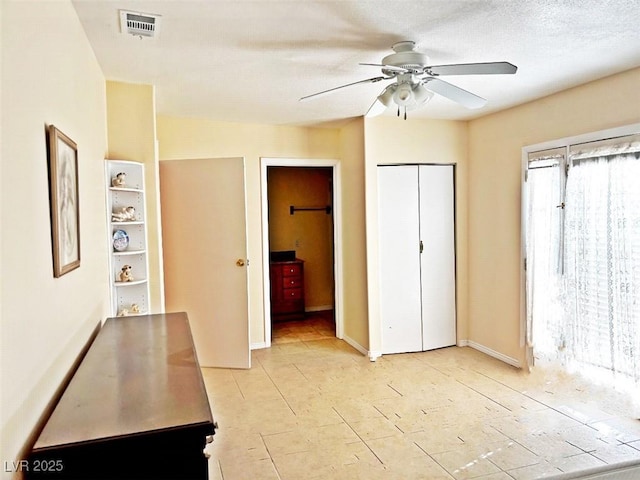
71,0,640,127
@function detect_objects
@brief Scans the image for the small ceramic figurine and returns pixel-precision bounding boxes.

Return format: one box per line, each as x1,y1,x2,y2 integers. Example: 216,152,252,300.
117,308,129,317
111,206,136,222
130,303,140,314
119,264,133,282
112,172,126,188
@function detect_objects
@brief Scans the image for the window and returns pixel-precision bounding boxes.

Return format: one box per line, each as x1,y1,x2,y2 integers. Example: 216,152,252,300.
523,128,640,393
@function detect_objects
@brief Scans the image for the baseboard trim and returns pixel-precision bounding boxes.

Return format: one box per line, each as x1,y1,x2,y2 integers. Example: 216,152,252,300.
463,340,521,368
305,305,334,313
342,334,368,357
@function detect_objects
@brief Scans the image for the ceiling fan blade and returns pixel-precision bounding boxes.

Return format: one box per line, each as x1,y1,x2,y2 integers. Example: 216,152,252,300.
299,76,387,101
423,77,487,109
424,62,517,76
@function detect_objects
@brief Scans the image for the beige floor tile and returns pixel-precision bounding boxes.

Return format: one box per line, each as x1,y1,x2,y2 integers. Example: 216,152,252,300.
262,429,313,455
384,454,456,479
471,473,514,480
218,457,280,480
348,416,403,441
560,424,617,451
590,442,640,464
482,441,540,471
329,462,390,480
208,427,270,462
271,449,337,480
332,399,386,422
490,392,549,414
506,460,563,480
516,432,584,460
206,458,223,480
305,422,361,444
409,428,466,455
453,421,510,446
430,442,503,479
204,319,639,480
588,416,640,444
548,453,605,472
365,435,427,465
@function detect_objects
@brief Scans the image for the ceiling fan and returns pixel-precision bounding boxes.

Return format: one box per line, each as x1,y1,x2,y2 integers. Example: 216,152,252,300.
300,41,517,119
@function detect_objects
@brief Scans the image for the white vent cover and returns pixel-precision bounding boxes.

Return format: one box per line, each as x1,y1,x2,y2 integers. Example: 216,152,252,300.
119,10,161,38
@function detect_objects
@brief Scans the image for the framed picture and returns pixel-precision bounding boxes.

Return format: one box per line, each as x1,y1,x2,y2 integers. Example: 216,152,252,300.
48,125,80,277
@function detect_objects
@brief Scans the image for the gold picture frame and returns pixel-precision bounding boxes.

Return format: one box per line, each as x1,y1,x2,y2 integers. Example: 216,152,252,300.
48,125,80,277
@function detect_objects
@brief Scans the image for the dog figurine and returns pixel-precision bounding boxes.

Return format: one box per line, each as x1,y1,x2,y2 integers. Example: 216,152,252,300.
119,265,133,282
111,172,126,188
111,206,136,222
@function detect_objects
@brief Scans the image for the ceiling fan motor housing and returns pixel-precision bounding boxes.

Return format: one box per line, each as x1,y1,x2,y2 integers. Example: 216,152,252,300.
382,41,430,73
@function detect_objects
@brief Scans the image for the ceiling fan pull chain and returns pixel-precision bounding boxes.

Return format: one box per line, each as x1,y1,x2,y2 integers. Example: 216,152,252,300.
397,106,400,117
404,107,407,120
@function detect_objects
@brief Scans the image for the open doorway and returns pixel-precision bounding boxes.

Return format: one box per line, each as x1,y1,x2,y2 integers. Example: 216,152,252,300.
260,158,343,347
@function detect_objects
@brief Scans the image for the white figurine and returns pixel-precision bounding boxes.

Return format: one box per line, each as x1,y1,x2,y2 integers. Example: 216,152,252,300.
111,206,136,222
119,264,134,282
117,308,129,317
112,172,126,188
130,304,140,314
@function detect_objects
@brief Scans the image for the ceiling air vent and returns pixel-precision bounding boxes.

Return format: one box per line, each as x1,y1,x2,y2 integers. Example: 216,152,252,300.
119,10,161,38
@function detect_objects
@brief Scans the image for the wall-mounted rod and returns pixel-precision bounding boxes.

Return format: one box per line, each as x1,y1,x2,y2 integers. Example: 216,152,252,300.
289,205,332,215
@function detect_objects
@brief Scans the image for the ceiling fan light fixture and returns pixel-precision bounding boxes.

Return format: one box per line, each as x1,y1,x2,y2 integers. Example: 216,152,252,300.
393,83,414,106
413,84,434,106
365,85,395,117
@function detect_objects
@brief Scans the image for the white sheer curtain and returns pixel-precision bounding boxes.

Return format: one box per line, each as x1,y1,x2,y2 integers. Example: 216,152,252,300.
562,148,640,384
525,157,564,362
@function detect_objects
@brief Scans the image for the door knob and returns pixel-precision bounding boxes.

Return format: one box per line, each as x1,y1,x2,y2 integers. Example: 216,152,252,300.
236,259,246,267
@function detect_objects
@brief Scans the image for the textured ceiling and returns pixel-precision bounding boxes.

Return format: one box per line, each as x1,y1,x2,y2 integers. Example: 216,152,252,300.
71,0,640,127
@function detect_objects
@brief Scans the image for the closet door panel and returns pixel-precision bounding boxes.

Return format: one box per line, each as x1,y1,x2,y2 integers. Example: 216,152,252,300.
419,165,457,350
378,166,423,354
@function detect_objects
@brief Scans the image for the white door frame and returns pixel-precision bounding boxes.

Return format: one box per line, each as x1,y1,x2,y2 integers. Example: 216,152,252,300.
260,157,344,347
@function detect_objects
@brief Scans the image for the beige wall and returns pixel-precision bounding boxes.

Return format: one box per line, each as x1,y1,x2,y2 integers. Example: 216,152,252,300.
363,117,469,357
1,1,109,474
337,118,369,348
156,116,344,346
106,81,164,313
268,167,334,309
467,67,640,365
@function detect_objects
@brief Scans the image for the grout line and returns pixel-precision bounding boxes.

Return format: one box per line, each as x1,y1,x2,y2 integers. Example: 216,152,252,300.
331,406,385,466
261,366,299,417
259,432,285,479
230,373,246,400
386,383,404,397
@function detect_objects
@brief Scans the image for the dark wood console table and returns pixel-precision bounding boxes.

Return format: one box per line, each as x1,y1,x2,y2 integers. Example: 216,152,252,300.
27,312,216,480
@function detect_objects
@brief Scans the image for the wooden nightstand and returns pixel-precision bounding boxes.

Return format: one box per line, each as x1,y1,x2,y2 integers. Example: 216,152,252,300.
270,259,305,321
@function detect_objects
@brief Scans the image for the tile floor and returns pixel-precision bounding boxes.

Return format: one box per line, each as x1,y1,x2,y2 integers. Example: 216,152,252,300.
202,313,640,479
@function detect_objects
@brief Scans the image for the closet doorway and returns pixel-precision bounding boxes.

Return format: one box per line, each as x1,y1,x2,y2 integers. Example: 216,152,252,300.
260,158,343,347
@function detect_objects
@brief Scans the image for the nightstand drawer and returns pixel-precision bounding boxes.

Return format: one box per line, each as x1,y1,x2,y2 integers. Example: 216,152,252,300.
283,288,302,300
283,276,302,288
282,264,302,277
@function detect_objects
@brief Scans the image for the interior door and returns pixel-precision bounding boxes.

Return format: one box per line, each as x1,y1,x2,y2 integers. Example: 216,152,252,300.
378,165,423,354
419,165,457,350
160,157,250,368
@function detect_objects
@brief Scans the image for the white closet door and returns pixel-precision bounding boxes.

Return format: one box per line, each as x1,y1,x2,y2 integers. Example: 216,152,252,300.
378,166,423,354
419,165,457,350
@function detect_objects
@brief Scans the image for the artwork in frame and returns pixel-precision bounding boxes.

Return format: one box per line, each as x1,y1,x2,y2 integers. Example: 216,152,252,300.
48,125,80,277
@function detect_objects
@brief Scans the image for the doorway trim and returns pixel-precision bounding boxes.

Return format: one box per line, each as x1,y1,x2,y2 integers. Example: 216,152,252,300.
260,157,344,348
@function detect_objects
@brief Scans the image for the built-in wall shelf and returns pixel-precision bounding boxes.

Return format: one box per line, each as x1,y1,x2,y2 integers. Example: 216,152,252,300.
105,159,151,317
